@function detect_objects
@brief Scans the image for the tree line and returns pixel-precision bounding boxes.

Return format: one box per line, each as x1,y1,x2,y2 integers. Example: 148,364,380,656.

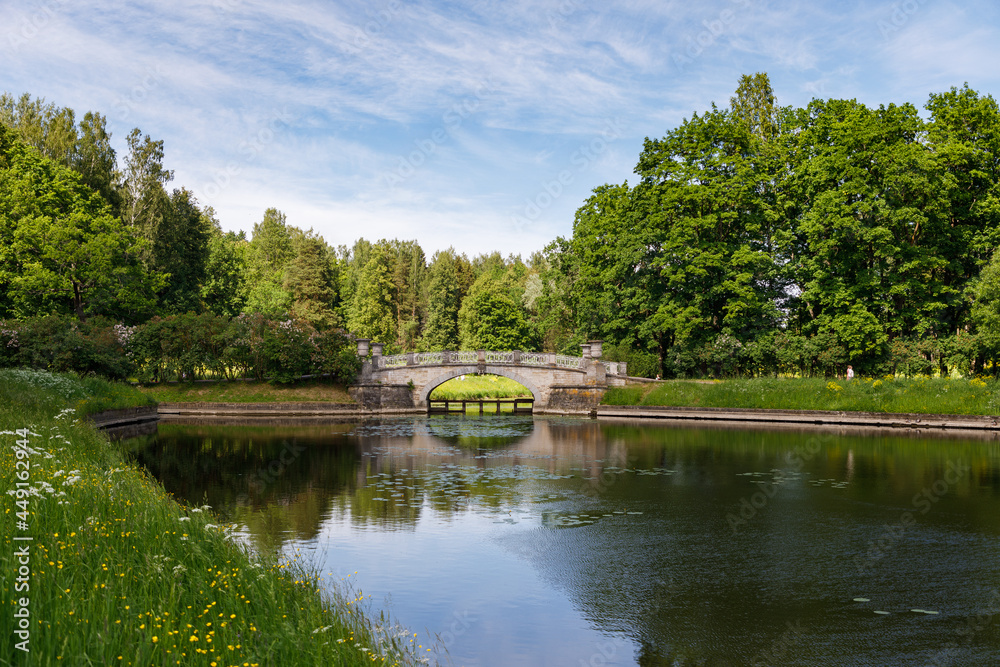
556,75,1000,378
4,76,1000,380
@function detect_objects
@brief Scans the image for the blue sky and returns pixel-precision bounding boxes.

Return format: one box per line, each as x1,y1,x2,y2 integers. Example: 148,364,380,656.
3,0,999,257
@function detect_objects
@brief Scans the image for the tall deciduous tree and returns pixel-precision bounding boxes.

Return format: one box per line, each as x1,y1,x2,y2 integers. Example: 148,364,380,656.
0,125,162,321
458,268,536,351
730,72,780,142
786,99,954,362
73,111,119,210
202,220,249,318
119,128,173,267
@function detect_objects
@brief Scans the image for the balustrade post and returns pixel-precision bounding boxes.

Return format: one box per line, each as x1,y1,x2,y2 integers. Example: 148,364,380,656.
406,352,415,366
512,350,521,364
548,352,556,367
443,350,451,364
477,349,486,364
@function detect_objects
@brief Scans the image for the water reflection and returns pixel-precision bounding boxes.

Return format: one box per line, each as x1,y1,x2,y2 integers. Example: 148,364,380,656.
131,417,1000,666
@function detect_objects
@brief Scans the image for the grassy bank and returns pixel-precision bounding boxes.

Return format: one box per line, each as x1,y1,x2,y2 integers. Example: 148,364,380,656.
603,376,1000,416
429,374,531,400
0,368,159,419
138,378,355,404
0,369,419,666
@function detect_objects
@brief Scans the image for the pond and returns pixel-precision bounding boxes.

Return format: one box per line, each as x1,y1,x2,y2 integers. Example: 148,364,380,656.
127,416,1000,666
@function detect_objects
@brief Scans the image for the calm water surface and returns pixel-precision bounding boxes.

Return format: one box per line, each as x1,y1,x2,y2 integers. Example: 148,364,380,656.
130,417,1000,666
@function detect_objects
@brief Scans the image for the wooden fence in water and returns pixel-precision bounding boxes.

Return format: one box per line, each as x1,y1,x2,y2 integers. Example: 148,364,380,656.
427,398,534,415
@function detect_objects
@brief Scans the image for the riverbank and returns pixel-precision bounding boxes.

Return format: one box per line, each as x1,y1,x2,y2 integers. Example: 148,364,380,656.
137,377,355,404
604,376,1000,416
0,369,420,666
596,405,1000,434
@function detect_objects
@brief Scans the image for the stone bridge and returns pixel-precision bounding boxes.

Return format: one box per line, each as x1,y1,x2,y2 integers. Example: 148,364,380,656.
348,341,628,412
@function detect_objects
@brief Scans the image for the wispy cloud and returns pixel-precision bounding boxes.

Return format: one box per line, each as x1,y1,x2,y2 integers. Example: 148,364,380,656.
2,0,999,256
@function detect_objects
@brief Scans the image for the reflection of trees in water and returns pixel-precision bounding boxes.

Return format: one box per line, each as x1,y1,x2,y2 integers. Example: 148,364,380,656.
131,423,362,549
130,418,1000,663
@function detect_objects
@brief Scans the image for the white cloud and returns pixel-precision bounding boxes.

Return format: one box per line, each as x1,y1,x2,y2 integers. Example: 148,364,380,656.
3,0,1000,258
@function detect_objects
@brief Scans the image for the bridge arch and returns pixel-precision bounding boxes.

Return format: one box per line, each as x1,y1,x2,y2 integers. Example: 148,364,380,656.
419,367,544,406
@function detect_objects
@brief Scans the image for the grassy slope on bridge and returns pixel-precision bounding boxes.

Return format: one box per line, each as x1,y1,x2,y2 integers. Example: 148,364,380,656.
603,376,1000,416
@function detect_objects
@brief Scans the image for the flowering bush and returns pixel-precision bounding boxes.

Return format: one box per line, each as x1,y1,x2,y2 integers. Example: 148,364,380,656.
0,316,132,379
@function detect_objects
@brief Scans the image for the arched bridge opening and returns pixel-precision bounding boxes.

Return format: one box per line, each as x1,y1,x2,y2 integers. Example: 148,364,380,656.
425,371,538,416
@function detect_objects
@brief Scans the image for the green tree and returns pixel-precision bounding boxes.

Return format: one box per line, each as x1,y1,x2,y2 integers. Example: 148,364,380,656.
730,72,780,142
348,243,397,346
421,249,461,350
201,222,249,318
245,208,294,315
390,240,426,350
0,125,162,320
155,188,212,313
458,270,536,351
73,111,119,209
0,93,78,165
925,85,1000,331
785,98,954,366
119,128,173,267
970,248,1000,371
285,232,340,329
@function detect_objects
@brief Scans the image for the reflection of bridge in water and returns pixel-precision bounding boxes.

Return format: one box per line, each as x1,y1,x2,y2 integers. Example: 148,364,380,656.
349,340,631,412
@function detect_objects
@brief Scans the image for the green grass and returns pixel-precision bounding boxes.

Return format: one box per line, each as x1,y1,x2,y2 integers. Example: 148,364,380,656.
0,368,157,418
138,378,355,404
429,374,532,400
0,369,420,666
603,376,1000,416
